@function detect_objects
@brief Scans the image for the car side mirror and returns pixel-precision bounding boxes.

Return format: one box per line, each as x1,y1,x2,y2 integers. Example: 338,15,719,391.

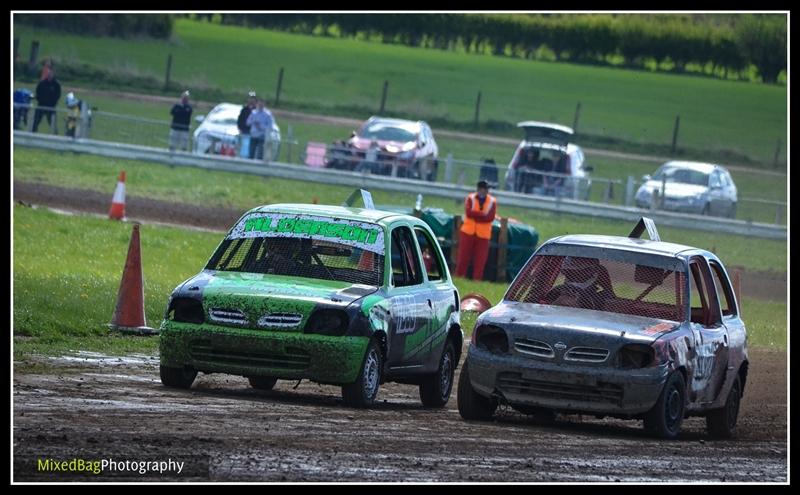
195,115,205,123
642,174,651,182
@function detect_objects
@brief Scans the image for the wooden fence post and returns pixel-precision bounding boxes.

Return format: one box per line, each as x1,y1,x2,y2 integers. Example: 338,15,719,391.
379,80,389,114
28,40,40,71
164,53,173,91
473,90,482,129
275,67,284,107
572,101,581,133
671,114,680,154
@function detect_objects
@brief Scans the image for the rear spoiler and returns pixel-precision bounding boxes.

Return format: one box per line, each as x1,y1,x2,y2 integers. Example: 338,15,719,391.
342,188,375,209
629,217,661,242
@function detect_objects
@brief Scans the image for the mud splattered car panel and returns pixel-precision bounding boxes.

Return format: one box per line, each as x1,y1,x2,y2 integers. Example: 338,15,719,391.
464,233,748,418
160,204,461,387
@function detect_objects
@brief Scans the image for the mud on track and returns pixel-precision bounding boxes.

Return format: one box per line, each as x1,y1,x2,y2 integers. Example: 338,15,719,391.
13,346,786,482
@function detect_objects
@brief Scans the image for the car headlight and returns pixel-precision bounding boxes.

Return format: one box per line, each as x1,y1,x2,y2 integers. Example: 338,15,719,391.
304,309,349,336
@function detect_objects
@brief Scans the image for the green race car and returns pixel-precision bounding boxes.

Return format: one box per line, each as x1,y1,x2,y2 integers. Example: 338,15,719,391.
159,203,463,408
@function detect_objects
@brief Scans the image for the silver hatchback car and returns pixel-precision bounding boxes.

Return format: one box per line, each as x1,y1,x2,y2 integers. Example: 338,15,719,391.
635,161,738,218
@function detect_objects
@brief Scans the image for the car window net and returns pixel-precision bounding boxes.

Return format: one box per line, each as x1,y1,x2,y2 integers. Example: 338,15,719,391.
207,213,385,286
506,254,686,322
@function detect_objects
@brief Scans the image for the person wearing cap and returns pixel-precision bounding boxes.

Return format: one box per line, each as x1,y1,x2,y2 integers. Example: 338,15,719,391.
169,90,193,152
64,92,83,138
237,91,257,157
456,180,497,280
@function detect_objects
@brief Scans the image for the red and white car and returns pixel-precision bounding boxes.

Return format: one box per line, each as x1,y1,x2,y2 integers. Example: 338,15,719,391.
345,116,439,181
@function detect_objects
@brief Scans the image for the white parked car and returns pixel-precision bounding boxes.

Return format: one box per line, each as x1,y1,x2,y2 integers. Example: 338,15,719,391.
504,121,592,200
193,103,281,160
635,161,738,218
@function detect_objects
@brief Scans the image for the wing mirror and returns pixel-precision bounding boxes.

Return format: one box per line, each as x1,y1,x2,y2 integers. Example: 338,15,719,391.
195,115,205,123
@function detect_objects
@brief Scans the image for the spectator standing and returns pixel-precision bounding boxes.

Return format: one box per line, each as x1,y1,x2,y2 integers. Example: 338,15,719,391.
456,180,497,280
169,90,193,152
237,91,257,158
32,67,61,133
246,98,273,161
356,140,380,174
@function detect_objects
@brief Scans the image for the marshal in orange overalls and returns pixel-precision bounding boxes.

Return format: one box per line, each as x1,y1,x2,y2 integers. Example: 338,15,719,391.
456,188,497,280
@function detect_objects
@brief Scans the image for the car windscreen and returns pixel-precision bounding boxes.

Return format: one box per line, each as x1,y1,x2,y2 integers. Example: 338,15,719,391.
653,166,709,186
206,213,385,286
506,254,687,322
207,111,239,125
359,122,417,143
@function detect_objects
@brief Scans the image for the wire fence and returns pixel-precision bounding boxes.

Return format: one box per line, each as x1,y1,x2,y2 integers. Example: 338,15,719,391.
13,103,786,226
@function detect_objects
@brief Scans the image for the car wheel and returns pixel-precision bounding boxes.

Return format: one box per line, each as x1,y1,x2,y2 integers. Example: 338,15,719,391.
342,339,382,408
702,203,711,216
643,370,686,439
419,340,456,408
457,360,497,421
706,376,741,439
248,376,278,391
160,365,197,389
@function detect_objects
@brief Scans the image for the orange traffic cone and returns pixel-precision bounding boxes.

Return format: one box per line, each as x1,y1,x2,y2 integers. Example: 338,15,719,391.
108,223,157,336
109,170,127,221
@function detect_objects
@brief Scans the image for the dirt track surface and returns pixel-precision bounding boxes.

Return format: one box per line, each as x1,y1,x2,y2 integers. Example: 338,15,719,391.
14,180,787,302
13,345,786,482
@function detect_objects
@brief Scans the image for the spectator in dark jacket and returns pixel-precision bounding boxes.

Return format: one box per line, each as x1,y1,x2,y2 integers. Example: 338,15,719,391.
32,68,61,133
237,91,257,157
169,90,193,152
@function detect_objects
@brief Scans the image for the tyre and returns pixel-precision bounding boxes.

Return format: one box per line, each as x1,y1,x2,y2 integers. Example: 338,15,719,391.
702,203,711,216
419,340,456,408
644,370,686,439
457,360,497,421
706,376,741,439
342,340,382,408
160,365,197,389
248,376,278,391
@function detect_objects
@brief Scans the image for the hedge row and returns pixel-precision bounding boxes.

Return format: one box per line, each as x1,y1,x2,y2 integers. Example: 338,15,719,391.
15,14,173,39
218,13,786,84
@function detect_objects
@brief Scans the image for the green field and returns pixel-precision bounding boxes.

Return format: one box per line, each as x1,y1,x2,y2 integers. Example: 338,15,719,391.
12,205,786,360
13,147,787,274
13,18,787,167
14,84,787,224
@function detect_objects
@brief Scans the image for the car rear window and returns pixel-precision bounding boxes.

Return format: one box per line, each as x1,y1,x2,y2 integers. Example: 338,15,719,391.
206,213,385,286
506,254,687,322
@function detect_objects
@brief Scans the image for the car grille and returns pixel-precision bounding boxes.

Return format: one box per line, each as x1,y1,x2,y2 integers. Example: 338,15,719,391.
257,312,303,329
208,308,248,326
564,347,609,363
497,372,623,404
514,338,554,358
190,341,310,371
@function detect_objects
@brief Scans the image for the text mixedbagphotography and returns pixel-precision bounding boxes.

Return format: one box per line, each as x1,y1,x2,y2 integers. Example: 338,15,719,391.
19,456,210,479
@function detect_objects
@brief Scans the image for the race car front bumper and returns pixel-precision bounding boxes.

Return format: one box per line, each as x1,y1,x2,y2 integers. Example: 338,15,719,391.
160,321,370,385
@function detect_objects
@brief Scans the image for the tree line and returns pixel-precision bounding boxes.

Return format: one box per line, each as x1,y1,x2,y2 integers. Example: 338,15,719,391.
15,14,173,40
217,13,786,84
